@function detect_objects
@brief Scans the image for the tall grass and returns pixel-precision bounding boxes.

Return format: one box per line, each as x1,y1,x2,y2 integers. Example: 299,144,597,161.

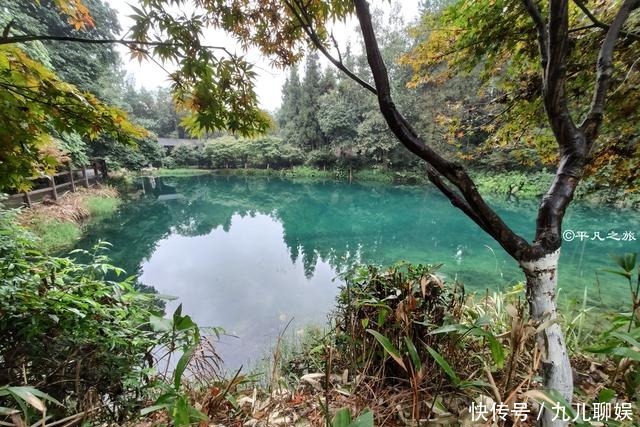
21,189,120,253
29,217,82,253
86,195,120,218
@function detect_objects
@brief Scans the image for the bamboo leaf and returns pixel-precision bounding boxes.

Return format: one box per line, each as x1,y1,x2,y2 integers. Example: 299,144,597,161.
174,345,196,390
0,407,19,416
366,329,406,371
141,403,170,415
425,345,459,385
350,409,373,427
332,408,352,427
8,388,45,413
403,336,422,372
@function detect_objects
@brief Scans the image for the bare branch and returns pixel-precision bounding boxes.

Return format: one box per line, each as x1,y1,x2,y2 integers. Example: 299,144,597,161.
282,0,377,95
573,0,640,42
352,0,530,260
2,19,15,38
424,165,493,237
580,0,640,141
0,34,235,58
521,0,549,71
329,32,342,64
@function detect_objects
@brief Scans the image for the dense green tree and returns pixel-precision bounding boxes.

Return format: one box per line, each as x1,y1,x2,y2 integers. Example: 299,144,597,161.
278,65,303,144
297,52,325,150
404,0,640,188
91,135,165,170
168,144,206,168
205,137,239,168
2,0,122,101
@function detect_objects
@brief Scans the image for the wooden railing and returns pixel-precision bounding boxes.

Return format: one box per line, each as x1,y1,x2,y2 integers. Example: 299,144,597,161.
5,159,108,208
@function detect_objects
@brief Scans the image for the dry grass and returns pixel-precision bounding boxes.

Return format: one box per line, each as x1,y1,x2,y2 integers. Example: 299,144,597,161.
20,185,118,225
18,185,120,253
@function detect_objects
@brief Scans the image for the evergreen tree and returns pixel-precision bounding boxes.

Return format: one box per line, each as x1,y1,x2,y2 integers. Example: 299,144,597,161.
277,65,303,144
298,52,325,150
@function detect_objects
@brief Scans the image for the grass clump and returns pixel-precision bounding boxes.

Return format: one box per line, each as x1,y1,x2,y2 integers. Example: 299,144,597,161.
86,194,120,217
19,186,120,253
261,261,640,425
149,168,213,176
29,217,81,253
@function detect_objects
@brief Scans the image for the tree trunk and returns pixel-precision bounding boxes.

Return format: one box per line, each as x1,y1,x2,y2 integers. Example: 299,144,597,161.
520,250,572,427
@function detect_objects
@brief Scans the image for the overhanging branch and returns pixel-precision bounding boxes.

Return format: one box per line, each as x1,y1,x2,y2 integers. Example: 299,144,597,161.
580,0,640,141
573,0,640,42
0,34,235,58
282,0,377,95
352,0,530,260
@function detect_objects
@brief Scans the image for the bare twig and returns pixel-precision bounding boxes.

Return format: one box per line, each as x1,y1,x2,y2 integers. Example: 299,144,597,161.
580,0,640,141
573,0,640,42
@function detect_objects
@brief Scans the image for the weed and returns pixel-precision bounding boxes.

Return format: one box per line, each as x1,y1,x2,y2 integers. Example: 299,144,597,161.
86,195,120,218
29,217,81,253
586,253,640,397
19,186,119,253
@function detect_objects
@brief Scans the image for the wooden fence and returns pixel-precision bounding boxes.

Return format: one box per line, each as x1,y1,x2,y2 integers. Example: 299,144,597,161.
5,159,108,208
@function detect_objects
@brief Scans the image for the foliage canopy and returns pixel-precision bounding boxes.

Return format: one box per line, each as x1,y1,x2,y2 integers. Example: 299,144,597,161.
402,0,640,188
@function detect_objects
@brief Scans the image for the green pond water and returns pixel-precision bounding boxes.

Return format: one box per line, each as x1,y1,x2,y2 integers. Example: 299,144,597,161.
77,174,639,369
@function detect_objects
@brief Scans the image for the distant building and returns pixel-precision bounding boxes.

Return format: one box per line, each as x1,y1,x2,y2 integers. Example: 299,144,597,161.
157,138,205,153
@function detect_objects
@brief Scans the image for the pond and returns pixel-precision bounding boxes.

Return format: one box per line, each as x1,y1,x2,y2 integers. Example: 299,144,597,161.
77,174,639,369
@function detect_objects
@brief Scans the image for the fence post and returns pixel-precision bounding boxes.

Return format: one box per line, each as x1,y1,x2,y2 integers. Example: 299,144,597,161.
82,167,89,187
23,191,32,208
100,159,108,179
68,162,76,192
49,175,58,201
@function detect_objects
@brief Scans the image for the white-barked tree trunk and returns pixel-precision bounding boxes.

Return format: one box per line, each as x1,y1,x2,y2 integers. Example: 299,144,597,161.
521,250,572,427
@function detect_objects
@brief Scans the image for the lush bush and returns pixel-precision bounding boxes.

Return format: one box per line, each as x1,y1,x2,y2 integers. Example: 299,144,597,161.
57,132,90,167
332,263,465,379
473,170,553,198
205,136,243,168
0,206,188,421
306,148,338,169
91,136,166,170
167,144,208,168
202,136,305,170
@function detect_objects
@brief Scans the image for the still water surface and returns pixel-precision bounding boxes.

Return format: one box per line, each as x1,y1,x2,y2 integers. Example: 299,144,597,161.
78,175,639,368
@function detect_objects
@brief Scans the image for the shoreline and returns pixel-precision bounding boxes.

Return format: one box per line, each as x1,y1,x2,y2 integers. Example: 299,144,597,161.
139,166,640,209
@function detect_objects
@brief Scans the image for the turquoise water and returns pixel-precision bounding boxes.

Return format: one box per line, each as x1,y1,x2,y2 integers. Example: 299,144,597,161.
77,175,639,368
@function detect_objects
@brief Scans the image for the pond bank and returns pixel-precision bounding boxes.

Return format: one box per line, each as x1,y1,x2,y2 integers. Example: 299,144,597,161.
18,185,121,253
143,167,640,209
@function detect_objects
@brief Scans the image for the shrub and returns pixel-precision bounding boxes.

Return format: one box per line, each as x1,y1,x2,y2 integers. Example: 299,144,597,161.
91,136,166,171
170,144,207,168
333,263,465,379
0,206,166,420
